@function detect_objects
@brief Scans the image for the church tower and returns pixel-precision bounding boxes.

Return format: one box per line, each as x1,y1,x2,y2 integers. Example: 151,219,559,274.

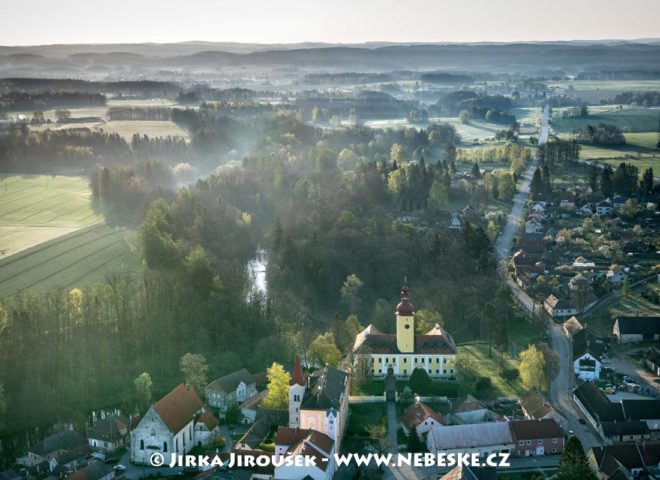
289,357,306,428
396,286,415,353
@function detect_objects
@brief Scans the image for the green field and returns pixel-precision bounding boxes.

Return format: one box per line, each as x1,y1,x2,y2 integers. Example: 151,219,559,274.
459,343,526,398
363,117,505,144
0,175,103,227
0,224,140,296
551,107,660,134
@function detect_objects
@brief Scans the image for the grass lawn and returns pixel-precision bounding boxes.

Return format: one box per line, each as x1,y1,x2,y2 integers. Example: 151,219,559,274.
551,107,660,134
0,224,141,296
363,117,505,144
459,343,526,398
347,403,386,436
99,120,189,141
585,291,660,337
352,378,460,397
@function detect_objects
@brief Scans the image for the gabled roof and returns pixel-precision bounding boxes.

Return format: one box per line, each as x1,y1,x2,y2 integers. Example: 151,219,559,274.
207,369,255,393
88,416,128,442
53,444,93,465
519,390,557,420
66,462,114,480
196,410,219,431
275,427,334,472
300,366,348,411
154,384,203,435
29,430,87,456
574,382,625,423
451,395,486,414
354,328,456,355
240,390,268,411
615,316,660,336
601,421,650,437
428,423,513,450
573,329,604,361
563,316,584,335
590,442,660,472
509,419,564,440
620,400,660,421
402,402,445,430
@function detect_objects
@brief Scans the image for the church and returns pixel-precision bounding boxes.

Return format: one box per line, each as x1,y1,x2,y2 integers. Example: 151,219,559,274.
352,286,457,379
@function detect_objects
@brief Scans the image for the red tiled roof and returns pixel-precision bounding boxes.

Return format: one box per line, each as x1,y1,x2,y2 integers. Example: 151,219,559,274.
509,419,564,440
290,357,306,387
197,410,219,430
154,384,203,435
402,402,445,430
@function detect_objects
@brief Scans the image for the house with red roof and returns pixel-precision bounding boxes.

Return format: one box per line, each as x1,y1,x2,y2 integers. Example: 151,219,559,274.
274,427,336,480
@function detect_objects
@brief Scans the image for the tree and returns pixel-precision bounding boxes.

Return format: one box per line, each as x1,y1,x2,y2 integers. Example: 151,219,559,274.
56,109,71,122
497,173,515,202
340,274,364,313
180,353,209,394
641,167,654,195
183,246,217,299
428,180,449,211
458,110,471,124
262,362,291,410
456,351,479,383
365,424,387,453
556,436,597,480
309,332,342,367
408,368,431,395
415,309,443,334
407,425,422,452
0,384,5,432
588,165,598,192
537,343,559,389
225,404,242,425
600,165,614,197
623,275,631,296
134,372,153,412
390,143,405,164
519,345,546,391
471,163,481,179
530,167,544,197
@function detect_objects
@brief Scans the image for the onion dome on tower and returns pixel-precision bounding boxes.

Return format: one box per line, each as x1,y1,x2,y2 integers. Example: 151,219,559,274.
396,286,415,316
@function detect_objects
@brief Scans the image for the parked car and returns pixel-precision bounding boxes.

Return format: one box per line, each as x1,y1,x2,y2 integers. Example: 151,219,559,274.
114,465,126,473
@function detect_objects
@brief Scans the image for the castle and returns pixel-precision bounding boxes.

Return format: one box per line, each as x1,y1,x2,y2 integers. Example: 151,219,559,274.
352,286,457,379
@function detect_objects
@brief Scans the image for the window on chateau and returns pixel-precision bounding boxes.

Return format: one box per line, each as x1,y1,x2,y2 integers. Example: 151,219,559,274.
403,358,407,363
436,369,439,374
163,442,168,452
436,358,439,363
140,440,144,450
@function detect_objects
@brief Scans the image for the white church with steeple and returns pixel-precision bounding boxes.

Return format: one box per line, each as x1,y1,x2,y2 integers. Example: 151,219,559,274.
288,357,349,450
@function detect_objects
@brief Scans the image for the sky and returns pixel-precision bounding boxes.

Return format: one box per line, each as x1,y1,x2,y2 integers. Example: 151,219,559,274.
1,0,660,46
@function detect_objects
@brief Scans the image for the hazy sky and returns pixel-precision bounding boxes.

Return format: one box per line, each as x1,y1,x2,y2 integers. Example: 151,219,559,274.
2,0,660,46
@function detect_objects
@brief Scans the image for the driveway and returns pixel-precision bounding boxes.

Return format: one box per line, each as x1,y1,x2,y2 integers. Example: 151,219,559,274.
609,353,660,396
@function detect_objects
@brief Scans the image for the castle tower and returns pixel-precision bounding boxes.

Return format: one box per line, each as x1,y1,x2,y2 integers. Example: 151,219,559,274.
396,286,415,353
289,357,306,427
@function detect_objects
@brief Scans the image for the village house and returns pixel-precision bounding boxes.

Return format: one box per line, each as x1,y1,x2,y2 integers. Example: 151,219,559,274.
558,191,576,209
613,315,660,343
274,427,336,480
573,328,604,381
402,400,445,440
289,359,349,451
612,196,629,209
596,199,614,216
606,264,626,284
87,416,129,454
239,390,268,424
446,395,501,425
66,462,114,480
519,390,566,430
193,411,220,447
205,368,257,413
353,287,457,380
645,349,660,376
448,212,464,230
544,294,578,318
525,219,544,234
426,422,514,456
509,419,565,457
130,383,217,464
563,316,584,336
588,441,660,480
577,204,593,216
49,444,93,476
18,430,88,467
601,421,651,444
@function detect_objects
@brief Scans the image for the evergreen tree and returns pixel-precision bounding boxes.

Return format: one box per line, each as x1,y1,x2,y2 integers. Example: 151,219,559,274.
623,275,631,296
556,436,597,480
588,165,598,192
541,165,551,193
407,425,422,453
408,367,432,395
471,163,481,179
600,165,614,197
530,167,544,197
641,167,654,195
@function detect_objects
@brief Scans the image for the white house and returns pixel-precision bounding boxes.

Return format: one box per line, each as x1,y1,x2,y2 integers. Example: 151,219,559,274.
530,203,546,214
544,295,578,318
525,220,543,234
606,265,625,284
402,400,445,440
240,390,268,424
130,384,209,464
448,212,464,230
596,200,614,216
193,411,220,448
205,369,257,413
274,427,336,480
289,358,349,451
88,416,129,454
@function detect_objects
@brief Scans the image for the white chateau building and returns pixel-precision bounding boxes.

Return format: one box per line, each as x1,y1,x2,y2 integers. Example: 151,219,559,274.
288,358,349,451
352,286,457,379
